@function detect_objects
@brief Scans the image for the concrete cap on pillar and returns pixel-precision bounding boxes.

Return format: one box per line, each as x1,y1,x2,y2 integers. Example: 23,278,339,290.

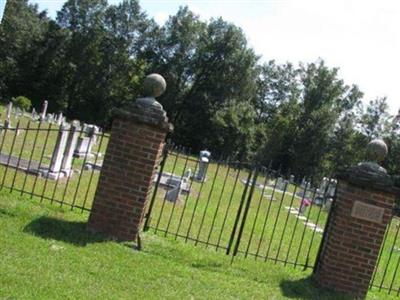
366,139,388,163
113,73,173,133
340,138,393,191
143,73,167,98
135,74,166,110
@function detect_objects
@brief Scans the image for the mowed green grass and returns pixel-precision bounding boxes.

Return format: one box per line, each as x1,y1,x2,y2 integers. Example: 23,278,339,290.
147,151,400,293
0,191,391,299
147,152,330,270
1,106,400,295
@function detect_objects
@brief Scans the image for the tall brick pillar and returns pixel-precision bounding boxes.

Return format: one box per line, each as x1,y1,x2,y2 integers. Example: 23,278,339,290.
314,139,397,298
87,74,172,241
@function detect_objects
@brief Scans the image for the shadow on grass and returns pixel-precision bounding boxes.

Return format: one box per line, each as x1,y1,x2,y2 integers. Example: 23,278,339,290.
280,276,351,300
23,216,107,246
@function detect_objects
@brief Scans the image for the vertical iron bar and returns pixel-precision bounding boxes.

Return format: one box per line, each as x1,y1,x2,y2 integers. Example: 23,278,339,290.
185,156,209,242
31,123,53,200
264,173,289,262
155,146,181,233
21,122,42,195
0,121,20,190
194,157,223,245
81,131,107,212
10,121,31,193
164,148,190,236
370,220,391,288
379,222,400,291
226,167,253,255
51,126,78,205
388,243,400,294
244,169,270,257
313,182,337,273
216,165,242,250
304,177,333,269
294,183,318,267
232,166,259,259
255,169,279,259
206,159,231,248
144,144,169,231
285,180,311,266
59,128,82,208
41,126,69,205
70,131,95,210
274,182,299,263
174,157,200,239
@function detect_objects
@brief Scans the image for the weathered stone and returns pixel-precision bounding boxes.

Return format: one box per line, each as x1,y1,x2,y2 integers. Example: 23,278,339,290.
366,139,388,162
143,73,167,98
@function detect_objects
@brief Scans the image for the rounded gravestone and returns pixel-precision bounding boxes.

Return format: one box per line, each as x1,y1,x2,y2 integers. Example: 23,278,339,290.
143,73,166,98
366,139,388,163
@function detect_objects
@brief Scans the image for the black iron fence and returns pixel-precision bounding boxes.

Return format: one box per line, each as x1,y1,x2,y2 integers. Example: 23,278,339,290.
1,119,399,295
0,120,109,212
144,145,337,270
370,215,400,295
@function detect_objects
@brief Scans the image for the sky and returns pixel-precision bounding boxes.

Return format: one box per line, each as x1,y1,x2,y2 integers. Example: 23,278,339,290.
5,0,400,115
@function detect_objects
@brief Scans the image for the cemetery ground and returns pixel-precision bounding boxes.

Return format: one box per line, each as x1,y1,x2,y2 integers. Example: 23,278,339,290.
0,190,391,300
1,104,400,296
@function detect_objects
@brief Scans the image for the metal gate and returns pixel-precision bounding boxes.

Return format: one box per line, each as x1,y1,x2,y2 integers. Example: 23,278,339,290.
144,146,335,270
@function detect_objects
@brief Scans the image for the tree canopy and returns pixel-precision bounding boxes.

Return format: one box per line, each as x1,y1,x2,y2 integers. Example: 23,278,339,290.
0,0,399,181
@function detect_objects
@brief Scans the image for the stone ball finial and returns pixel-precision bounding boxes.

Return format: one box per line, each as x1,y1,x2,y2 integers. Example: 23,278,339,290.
366,139,388,163
143,73,166,98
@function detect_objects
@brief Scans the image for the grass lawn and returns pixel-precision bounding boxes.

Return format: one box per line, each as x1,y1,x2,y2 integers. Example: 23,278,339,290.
1,105,399,297
0,190,395,299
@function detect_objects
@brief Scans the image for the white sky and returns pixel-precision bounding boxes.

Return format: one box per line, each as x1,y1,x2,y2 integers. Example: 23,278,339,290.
23,0,400,115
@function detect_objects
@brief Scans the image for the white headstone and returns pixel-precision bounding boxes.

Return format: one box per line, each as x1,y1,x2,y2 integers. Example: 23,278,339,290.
195,150,211,182
40,100,48,122
61,123,80,174
49,124,70,174
57,112,63,126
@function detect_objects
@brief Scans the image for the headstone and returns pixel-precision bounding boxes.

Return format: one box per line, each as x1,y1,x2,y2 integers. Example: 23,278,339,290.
74,137,92,158
15,107,23,118
276,177,288,190
74,124,99,158
195,150,211,182
57,112,63,126
4,102,12,128
40,100,48,122
31,108,37,120
41,124,70,179
61,122,80,175
290,174,295,183
86,124,99,145
165,180,182,202
183,168,192,180
46,113,54,123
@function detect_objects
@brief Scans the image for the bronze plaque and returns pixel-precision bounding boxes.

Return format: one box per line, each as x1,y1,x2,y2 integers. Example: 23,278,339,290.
351,201,385,224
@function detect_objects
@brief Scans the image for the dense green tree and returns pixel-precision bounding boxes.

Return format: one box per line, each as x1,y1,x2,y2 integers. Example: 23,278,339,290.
1,0,399,177
358,97,390,138
0,0,48,101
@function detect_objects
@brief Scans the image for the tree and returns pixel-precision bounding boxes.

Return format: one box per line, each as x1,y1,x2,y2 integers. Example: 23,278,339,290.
0,0,49,101
12,95,32,111
258,60,364,179
358,97,390,138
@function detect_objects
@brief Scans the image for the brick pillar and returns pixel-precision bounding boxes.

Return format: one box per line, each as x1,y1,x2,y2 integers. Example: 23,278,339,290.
87,74,172,241
314,140,396,298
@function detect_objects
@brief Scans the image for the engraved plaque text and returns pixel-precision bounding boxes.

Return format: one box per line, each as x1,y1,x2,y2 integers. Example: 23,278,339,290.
351,201,385,224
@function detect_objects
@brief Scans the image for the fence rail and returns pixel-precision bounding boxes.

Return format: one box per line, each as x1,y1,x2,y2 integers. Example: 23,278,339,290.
0,120,109,212
1,118,399,296
144,146,336,270
370,215,400,295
